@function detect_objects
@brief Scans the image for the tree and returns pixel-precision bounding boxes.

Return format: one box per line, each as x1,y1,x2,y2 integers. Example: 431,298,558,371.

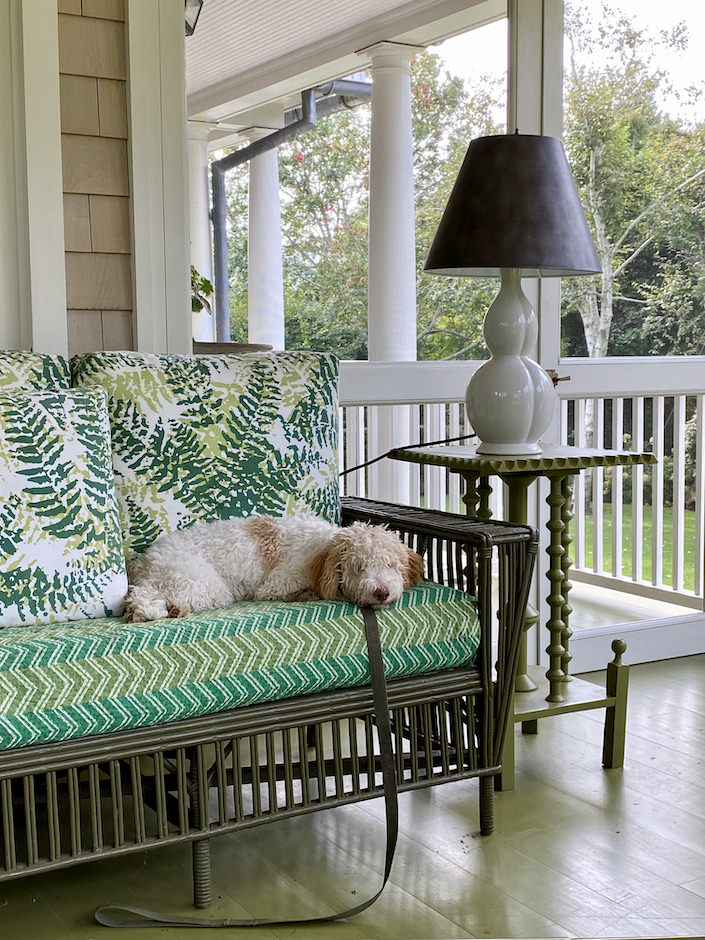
278,104,371,359
413,54,504,360
562,1,705,361
640,122,705,356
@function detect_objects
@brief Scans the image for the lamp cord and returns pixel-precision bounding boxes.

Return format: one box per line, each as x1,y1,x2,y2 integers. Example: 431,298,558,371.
340,432,477,477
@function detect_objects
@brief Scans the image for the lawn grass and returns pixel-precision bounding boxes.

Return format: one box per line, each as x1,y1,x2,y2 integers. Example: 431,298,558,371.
582,503,698,590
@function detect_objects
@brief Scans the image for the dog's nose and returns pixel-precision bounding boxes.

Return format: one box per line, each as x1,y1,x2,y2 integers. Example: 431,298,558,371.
373,585,389,603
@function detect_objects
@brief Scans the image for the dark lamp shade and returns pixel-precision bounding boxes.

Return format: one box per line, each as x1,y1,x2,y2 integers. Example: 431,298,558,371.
424,133,601,278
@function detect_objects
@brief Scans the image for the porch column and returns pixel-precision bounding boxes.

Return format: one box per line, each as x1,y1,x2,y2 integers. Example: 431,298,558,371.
362,42,420,503
508,0,565,669
248,131,285,349
187,121,215,342
365,42,418,361
508,0,564,431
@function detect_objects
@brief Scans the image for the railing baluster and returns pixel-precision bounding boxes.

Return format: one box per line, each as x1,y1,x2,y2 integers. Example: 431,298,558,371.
672,395,686,591
573,399,586,569
366,406,379,500
342,405,365,498
592,399,605,573
424,403,444,510
409,404,421,507
632,397,645,583
560,399,568,445
652,397,665,587
695,395,705,599
611,398,624,578
448,403,461,513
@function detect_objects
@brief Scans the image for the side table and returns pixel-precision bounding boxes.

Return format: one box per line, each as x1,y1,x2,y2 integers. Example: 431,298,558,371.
390,443,657,789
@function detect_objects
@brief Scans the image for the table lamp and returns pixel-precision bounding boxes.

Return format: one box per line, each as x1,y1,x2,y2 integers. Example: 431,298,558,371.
424,133,600,455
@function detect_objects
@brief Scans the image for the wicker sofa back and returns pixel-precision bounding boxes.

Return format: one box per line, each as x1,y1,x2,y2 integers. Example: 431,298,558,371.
0,349,537,912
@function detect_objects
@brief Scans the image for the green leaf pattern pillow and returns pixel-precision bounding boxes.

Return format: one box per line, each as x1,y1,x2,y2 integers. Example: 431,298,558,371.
71,351,340,555
0,388,128,627
0,350,70,390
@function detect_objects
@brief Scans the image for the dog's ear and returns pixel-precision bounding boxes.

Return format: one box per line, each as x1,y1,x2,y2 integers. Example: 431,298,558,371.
307,542,344,601
403,547,425,588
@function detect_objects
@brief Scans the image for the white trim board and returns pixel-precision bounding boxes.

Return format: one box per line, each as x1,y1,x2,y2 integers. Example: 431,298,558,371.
568,612,705,673
126,0,191,354
12,0,67,354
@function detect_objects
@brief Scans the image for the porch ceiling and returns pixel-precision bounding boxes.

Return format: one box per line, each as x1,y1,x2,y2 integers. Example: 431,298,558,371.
186,0,504,147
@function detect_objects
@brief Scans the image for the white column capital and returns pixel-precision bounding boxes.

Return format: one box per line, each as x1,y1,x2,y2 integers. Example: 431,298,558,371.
186,120,213,142
244,126,278,144
357,41,423,71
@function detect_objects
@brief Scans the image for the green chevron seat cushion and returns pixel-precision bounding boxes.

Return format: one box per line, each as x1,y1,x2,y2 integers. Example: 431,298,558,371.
0,388,128,629
0,350,70,390
71,351,339,555
0,582,480,750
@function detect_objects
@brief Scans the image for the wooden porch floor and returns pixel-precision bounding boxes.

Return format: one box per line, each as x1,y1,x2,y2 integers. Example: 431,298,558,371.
569,580,692,631
1,655,704,939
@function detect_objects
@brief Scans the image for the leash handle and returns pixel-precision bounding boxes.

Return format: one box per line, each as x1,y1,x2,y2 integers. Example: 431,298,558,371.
95,607,397,928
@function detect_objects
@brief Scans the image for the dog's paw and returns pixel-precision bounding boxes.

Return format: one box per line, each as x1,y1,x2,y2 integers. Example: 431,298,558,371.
284,588,320,602
252,587,279,602
167,602,191,619
124,599,170,622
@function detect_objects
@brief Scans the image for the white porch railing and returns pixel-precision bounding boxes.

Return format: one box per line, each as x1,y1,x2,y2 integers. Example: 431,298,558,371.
338,359,705,612
560,393,705,609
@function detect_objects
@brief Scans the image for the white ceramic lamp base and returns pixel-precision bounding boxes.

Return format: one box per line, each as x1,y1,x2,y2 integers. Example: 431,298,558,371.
466,268,557,455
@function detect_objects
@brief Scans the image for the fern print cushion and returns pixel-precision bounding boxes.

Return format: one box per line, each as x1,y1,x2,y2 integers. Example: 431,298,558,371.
71,351,340,555
0,388,128,627
0,350,70,390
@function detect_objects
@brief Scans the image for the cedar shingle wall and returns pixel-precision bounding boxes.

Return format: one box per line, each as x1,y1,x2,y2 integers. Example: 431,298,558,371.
58,0,133,356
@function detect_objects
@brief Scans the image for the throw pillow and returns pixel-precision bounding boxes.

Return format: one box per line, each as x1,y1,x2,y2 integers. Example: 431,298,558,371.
0,350,70,390
71,351,340,554
0,388,127,627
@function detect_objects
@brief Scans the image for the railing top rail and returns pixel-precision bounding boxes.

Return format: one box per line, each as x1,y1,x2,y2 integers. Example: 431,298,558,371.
339,358,705,407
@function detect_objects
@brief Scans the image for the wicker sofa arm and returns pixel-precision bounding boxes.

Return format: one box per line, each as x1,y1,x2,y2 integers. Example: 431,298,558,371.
341,496,538,765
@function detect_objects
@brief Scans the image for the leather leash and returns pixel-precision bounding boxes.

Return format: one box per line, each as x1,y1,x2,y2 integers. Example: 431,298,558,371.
95,606,398,928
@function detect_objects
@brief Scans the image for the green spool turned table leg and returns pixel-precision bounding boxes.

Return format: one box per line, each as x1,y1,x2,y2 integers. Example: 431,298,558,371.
545,475,568,702
560,474,575,681
462,473,480,518
476,475,493,522
502,473,539,693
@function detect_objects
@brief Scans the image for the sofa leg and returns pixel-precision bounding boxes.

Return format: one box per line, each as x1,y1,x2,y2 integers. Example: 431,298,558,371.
192,838,213,908
479,775,495,835
188,750,212,909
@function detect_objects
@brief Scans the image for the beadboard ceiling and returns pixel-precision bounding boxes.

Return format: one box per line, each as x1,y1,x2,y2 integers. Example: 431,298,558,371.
186,0,504,140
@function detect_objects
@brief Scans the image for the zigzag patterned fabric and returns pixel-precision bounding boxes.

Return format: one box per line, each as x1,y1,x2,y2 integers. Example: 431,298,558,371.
0,350,70,390
71,351,340,554
0,583,479,750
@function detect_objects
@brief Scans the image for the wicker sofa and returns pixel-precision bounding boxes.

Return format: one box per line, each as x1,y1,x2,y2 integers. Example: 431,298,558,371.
0,349,537,912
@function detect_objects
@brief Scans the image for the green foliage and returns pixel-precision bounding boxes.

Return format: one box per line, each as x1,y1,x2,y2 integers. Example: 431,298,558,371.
562,1,705,359
191,266,214,314
413,53,504,361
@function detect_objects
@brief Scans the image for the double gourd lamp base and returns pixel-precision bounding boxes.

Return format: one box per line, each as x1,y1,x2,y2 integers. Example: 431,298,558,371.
424,133,601,456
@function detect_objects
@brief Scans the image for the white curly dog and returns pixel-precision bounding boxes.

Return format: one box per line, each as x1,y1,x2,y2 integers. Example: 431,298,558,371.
124,517,425,622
